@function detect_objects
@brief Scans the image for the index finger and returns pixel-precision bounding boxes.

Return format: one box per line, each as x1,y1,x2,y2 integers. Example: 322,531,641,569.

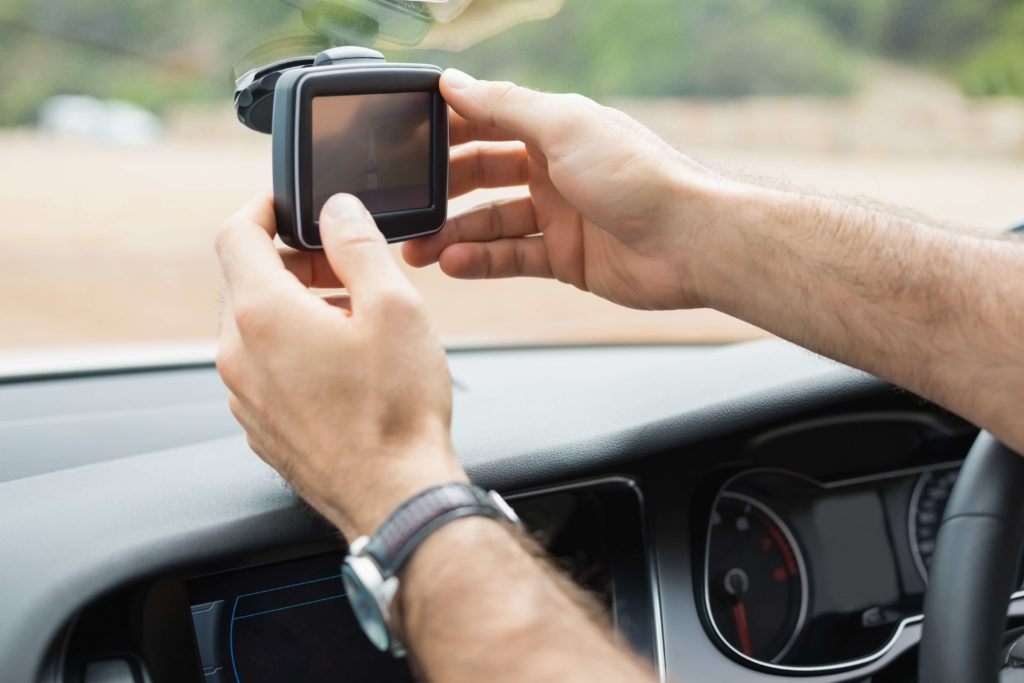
449,110,515,146
215,193,301,306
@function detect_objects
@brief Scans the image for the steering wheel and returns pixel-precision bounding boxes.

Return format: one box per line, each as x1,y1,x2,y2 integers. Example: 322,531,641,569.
919,432,1024,681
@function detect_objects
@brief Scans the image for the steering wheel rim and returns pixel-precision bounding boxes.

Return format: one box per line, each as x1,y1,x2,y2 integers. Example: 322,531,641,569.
919,432,1024,682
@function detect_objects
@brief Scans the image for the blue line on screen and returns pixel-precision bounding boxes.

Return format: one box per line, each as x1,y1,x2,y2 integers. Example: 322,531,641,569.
232,593,346,621
234,572,342,600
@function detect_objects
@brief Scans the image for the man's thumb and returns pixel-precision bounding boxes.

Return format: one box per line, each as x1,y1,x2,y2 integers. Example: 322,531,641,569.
318,194,412,303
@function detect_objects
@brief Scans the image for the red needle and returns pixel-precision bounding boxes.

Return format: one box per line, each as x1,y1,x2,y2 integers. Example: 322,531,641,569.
732,600,753,657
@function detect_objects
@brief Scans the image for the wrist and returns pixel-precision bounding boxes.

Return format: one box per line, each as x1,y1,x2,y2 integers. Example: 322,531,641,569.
665,171,782,312
319,441,469,539
654,161,751,309
395,515,529,640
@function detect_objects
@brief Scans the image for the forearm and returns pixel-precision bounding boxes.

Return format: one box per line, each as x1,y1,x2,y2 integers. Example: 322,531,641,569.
396,517,656,683
690,181,1024,451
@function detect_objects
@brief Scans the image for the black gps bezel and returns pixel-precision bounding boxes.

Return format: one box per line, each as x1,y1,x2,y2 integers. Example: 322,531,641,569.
272,64,448,251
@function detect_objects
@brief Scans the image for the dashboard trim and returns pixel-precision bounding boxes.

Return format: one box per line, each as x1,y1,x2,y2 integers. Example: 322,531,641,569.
701,461,973,675
748,411,965,451
725,460,968,493
507,475,666,683
907,467,932,585
907,464,960,585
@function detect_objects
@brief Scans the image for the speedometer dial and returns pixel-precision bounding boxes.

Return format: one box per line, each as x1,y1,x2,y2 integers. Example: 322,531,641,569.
705,493,808,663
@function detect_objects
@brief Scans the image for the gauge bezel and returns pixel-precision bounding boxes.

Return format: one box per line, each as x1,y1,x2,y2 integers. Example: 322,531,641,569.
704,491,810,664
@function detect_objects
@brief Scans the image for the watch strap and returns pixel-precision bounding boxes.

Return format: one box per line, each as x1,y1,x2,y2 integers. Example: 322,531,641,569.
364,483,518,577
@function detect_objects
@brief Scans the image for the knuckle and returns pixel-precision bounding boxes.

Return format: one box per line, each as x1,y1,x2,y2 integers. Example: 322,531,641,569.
231,284,292,337
470,144,486,186
226,393,245,421
556,93,598,120
215,345,246,389
376,286,423,318
245,434,265,458
561,92,595,110
600,102,630,124
214,346,236,381
214,220,238,255
513,242,528,275
489,80,519,105
488,201,506,239
233,300,269,336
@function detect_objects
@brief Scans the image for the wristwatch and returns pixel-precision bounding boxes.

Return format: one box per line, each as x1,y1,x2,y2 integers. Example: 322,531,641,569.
341,483,522,656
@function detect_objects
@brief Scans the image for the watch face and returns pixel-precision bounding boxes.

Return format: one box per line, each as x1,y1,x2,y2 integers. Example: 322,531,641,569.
342,561,391,652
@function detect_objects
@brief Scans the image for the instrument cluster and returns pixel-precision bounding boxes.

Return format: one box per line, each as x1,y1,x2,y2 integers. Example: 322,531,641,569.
701,464,976,673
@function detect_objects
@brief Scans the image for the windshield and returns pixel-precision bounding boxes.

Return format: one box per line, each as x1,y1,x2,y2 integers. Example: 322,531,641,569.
2,0,1022,350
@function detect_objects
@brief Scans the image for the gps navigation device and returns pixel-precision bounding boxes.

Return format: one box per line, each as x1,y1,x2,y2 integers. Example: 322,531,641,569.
235,47,449,250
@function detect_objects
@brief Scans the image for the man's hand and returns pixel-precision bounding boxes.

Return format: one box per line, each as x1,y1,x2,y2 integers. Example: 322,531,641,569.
408,70,1024,455
214,193,466,539
214,193,659,683
403,69,735,310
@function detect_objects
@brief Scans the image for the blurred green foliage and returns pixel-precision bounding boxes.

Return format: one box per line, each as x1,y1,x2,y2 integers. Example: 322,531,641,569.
809,0,1016,60
0,0,1022,126
428,0,857,98
0,0,302,124
434,0,1024,98
956,3,1024,96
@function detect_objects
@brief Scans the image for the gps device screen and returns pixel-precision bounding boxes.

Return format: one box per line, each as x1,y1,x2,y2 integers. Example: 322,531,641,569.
188,551,413,683
311,92,432,219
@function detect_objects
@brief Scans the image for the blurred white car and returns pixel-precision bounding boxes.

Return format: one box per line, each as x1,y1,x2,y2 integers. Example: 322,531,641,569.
38,94,163,146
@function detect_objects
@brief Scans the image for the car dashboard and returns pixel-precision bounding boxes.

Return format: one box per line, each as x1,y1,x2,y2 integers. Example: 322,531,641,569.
63,476,654,683
0,340,1008,683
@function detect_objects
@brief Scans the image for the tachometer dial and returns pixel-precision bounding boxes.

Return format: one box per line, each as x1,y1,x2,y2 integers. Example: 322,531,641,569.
705,493,808,663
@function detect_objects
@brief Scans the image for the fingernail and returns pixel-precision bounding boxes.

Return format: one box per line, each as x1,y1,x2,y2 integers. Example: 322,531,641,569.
323,193,363,220
444,68,476,90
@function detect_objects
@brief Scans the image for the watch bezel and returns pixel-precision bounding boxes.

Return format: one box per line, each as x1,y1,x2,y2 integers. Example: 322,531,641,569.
342,552,393,652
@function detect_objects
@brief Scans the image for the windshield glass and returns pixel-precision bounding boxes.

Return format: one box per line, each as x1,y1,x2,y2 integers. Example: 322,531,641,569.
3,0,1022,350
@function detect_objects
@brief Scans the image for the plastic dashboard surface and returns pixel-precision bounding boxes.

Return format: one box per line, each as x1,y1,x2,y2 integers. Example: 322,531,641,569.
0,340,887,682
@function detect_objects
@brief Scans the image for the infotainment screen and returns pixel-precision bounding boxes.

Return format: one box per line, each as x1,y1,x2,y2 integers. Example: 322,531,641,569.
187,551,413,683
